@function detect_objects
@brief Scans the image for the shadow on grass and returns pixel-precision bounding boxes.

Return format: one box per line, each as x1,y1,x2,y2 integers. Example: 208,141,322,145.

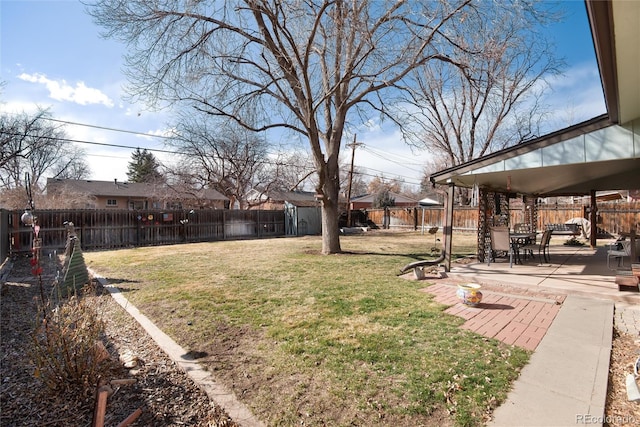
102,278,141,292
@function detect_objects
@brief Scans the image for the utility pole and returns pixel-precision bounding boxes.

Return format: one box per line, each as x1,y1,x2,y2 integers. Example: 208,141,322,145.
346,136,363,227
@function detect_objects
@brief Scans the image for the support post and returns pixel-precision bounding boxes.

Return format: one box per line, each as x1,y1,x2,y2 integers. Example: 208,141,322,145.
590,190,597,249
443,183,455,272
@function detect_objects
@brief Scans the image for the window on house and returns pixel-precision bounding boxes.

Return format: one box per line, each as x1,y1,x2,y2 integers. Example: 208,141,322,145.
129,200,145,210
106,199,117,206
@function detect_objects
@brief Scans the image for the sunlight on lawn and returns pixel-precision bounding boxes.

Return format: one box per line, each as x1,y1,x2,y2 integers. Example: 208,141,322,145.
85,231,526,426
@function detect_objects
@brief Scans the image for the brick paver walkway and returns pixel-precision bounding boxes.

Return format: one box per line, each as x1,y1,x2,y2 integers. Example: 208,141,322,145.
421,283,566,351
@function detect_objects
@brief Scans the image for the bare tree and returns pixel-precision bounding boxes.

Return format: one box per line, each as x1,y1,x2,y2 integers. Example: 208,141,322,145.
89,0,473,254
367,175,404,196
266,148,316,192
40,183,96,209
162,160,214,207
50,145,92,181
31,143,91,185
0,110,90,192
1,110,56,180
398,2,562,174
168,119,272,209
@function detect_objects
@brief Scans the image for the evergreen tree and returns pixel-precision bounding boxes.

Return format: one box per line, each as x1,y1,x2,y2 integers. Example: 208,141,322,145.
127,148,163,183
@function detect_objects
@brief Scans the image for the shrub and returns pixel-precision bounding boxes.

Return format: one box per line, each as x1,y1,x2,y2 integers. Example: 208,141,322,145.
30,286,111,395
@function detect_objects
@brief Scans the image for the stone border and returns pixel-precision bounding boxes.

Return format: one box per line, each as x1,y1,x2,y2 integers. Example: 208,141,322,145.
91,270,264,427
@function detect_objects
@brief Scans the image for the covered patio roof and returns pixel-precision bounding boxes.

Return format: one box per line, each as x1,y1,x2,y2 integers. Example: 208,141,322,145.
430,115,640,196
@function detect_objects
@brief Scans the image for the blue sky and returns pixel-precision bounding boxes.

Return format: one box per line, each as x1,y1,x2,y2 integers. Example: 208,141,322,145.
1,0,606,189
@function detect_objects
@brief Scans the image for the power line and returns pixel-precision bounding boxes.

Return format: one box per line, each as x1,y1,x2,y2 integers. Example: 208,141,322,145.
0,130,315,170
40,116,175,141
2,128,424,186
39,116,427,181
354,168,422,187
2,114,427,185
85,153,132,160
361,145,426,172
0,129,180,155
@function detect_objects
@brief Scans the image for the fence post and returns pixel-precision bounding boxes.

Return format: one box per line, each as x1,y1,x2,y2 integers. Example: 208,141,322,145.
136,215,141,247
0,209,8,261
222,210,226,240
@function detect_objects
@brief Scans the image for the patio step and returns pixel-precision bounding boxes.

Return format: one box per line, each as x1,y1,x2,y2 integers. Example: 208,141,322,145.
615,270,640,292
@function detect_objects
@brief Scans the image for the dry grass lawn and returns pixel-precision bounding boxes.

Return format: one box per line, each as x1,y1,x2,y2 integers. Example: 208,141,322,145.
84,230,529,426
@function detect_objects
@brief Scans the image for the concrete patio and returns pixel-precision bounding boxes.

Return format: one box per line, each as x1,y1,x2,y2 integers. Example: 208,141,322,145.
445,238,640,304
421,238,640,426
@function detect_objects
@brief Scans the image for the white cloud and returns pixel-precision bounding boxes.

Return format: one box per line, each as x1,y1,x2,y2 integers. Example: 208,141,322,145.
0,100,47,115
17,73,114,107
140,126,175,140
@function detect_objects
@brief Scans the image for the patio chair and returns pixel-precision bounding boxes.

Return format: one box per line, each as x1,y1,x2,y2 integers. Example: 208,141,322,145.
488,226,513,268
519,229,553,264
513,223,531,233
607,240,631,270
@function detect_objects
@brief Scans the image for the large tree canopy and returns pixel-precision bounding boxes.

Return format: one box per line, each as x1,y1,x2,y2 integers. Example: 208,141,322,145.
397,2,562,171
90,0,481,253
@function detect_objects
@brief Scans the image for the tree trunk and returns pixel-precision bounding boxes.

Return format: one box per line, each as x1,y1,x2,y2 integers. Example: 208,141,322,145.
320,196,341,254
318,161,342,254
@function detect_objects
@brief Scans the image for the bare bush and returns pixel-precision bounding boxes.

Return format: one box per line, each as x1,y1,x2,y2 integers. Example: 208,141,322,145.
29,286,111,396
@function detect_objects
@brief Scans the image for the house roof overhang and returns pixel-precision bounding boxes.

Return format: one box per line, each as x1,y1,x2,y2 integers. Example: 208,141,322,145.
430,1,640,197
588,0,640,125
431,115,640,196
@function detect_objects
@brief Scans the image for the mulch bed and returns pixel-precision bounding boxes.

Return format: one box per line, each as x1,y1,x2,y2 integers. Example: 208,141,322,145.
1,254,238,426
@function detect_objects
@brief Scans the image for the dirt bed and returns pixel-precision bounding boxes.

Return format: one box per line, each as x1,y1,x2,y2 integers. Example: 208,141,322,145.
1,255,236,426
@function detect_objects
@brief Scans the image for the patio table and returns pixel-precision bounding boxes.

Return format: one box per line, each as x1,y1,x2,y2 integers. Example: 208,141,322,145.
510,232,537,264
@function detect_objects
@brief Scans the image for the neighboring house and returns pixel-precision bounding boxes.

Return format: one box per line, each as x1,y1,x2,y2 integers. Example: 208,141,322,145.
246,189,320,210
349,192,419,210
46,178,229,210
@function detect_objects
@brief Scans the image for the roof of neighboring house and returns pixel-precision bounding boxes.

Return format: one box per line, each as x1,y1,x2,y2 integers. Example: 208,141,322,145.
46,179,228,201
419,196,442,206
247,189,318,203
350,192,419,205
284,199,319,208
269,190,318,203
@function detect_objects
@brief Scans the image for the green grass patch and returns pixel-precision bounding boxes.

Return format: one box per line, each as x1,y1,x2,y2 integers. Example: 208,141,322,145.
85,231,528,426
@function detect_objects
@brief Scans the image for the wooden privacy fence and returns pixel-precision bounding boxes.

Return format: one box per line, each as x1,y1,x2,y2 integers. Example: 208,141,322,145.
2,202,638,259
366,201,640,234
367,207,479,231
3,208,285,255
598,202,640,235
